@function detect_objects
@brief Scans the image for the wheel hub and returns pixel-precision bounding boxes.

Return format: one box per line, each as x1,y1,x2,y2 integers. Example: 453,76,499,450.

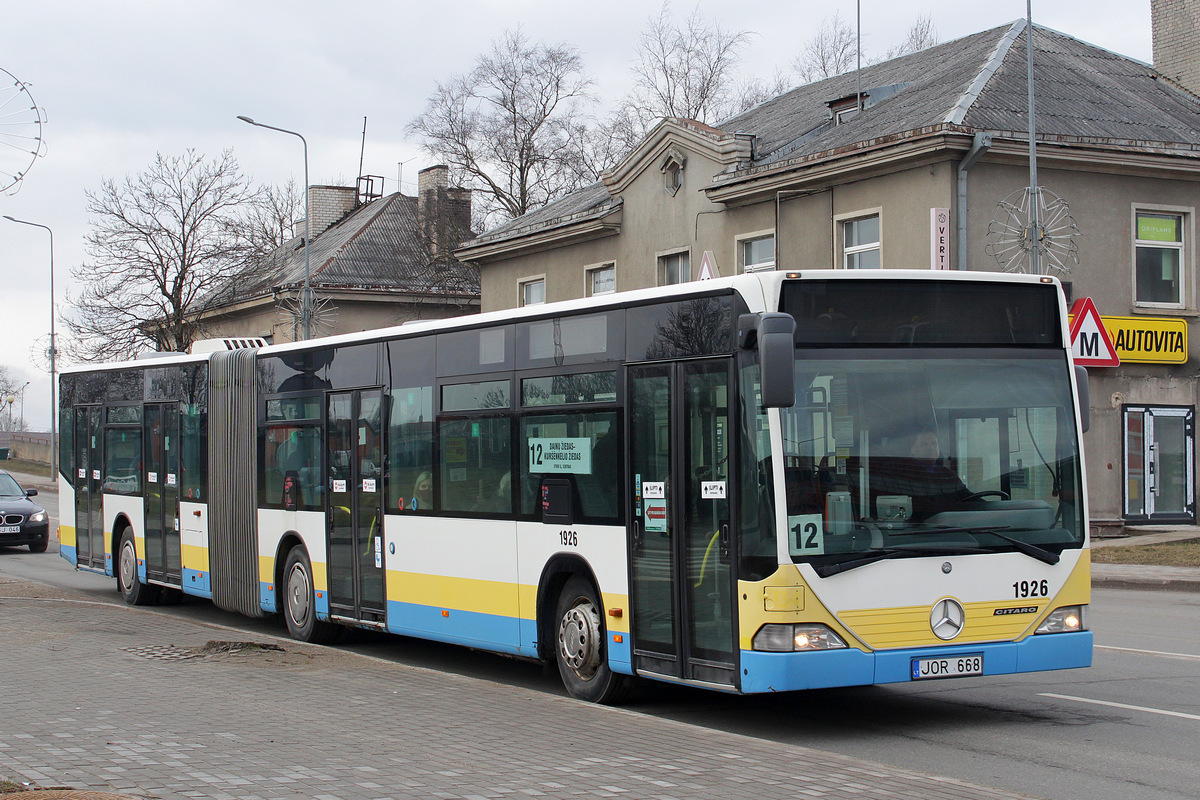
287,564,311,625
119,540,136,590
558,599,602,680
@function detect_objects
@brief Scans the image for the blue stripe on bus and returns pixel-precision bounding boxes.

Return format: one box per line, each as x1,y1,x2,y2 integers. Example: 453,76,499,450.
59,545,76,565
386,600,532,657
182,569,212,599
740,632,1093,693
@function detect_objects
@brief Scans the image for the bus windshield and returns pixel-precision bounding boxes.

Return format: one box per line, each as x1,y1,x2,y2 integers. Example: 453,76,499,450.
779,350,1084,572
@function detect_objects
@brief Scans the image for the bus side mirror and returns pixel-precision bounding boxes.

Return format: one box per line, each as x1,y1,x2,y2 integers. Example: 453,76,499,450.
740,313,796,408
1074,364,1090,433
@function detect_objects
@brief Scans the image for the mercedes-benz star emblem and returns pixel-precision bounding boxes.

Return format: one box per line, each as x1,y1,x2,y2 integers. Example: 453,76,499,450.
930,598,966,640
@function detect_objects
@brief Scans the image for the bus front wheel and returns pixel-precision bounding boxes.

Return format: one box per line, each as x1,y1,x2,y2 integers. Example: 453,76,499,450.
554,575,629,704
282,547,341,645
116,528,158,606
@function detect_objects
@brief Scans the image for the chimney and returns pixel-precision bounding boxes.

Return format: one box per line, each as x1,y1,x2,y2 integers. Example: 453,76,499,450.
418,165,472,257
1152,0,1200,95
299,185,358,240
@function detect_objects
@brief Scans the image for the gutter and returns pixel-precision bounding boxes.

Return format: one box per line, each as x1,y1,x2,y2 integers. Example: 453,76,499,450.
956,132,992,270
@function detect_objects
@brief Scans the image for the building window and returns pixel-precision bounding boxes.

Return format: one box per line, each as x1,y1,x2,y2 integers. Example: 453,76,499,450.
658,251,690,285
1135,212,1185,307
740,235,775,273
586,263,615,296
520,278,545,306
843,215,881,269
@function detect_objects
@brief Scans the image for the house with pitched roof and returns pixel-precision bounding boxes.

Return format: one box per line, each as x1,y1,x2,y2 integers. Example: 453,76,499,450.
457,16,1200,527
197,165,479,343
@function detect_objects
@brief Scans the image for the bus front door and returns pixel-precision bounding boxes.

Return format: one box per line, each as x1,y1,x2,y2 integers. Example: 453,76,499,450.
143,403,182,586
74,406,105,570
628,360,737,689
325,390,386,625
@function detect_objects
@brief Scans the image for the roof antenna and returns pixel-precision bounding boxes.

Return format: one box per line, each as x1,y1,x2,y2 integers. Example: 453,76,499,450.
856,0,862,111
358,115,368,186
1024,1,1041,275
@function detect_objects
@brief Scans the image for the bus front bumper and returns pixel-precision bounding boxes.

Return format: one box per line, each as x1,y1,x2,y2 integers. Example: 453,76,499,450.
738,631,1093,694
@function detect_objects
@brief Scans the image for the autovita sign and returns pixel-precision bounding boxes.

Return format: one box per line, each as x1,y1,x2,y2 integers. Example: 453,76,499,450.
1102,316,1188,364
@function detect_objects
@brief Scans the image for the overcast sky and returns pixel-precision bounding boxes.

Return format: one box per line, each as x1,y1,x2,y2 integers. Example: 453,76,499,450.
0,0,1154,429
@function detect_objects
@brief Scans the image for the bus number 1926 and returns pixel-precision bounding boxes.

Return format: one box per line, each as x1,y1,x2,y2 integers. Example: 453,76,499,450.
559,530,578,547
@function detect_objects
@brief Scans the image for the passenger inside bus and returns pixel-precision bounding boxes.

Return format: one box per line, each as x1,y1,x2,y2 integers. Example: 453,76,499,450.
869,429,974,521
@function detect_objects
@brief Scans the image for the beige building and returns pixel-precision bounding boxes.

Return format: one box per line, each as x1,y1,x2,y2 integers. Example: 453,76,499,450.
198,165,479,343
459,17,1200,527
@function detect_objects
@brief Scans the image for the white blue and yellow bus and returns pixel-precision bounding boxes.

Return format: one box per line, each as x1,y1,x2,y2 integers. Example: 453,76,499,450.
58,269,1092,702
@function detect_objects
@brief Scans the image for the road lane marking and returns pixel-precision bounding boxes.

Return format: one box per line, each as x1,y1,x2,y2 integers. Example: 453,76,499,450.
1096,644,1200,661
1039,693,1200,721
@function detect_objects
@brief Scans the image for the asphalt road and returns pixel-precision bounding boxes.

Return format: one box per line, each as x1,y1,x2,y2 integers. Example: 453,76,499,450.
4,490,1197,800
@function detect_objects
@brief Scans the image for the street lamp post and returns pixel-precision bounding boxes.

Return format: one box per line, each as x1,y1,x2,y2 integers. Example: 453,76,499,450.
236,115,313,340
18,381,29,429
3,216,57,476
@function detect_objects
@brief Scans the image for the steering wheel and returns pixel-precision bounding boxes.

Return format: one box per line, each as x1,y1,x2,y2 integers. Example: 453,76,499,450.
963,490,1010,501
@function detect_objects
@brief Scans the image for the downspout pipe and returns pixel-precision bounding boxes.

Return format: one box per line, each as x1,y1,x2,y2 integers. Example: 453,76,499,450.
956,132,992,270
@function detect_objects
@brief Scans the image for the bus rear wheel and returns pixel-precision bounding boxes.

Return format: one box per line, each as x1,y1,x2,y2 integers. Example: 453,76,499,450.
555,575,630,704
282,546,341,645
116,528,158,606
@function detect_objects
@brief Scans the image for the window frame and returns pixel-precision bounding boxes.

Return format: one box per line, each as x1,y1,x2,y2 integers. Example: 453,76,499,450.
1132,205,1193,312
736,230,776,273
519,275,546,307
656,248,691,286
585,262,616,297
836,209,882,270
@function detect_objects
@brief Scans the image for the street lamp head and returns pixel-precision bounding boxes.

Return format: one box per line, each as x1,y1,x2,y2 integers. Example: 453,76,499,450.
2,215,15,222
237,115,256,125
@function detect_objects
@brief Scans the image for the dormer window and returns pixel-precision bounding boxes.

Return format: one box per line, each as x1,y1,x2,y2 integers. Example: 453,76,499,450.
660,147,687,196
827,93,865,125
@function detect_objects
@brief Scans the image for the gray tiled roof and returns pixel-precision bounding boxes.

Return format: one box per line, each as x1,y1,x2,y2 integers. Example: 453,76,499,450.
466,182,619,245
211,193,478,305
469,20,1200,248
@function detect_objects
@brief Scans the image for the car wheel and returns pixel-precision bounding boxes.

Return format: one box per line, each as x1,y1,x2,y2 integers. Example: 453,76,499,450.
282,546,342,644
555,575,630,704
117,528,159,606
27,538,48,554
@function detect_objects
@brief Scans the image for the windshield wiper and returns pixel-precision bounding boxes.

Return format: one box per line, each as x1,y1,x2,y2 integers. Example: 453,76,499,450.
813,543,989,577
921,525,1060,565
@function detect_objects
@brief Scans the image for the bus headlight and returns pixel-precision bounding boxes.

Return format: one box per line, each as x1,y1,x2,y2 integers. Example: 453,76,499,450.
1035,605,1088,634
753,624,848,652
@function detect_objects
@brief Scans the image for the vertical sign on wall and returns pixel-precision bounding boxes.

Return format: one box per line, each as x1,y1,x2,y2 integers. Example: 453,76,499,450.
930,208,950,270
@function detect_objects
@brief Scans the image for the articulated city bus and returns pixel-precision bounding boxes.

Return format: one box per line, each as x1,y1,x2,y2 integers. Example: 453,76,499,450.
58,270,1092,702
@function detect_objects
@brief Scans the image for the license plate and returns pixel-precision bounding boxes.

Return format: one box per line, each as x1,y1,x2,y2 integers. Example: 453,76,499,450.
912,654,983,680
0,525,19,533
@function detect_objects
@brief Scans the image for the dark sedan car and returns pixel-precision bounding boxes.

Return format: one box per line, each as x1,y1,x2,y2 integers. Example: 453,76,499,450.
0,469,49,553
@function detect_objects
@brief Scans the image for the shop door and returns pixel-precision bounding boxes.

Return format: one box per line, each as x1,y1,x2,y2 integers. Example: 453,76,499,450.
73,406,105,569
143,403,182,584
627,360,737,688
326,390,386,623
1124,405,1195,522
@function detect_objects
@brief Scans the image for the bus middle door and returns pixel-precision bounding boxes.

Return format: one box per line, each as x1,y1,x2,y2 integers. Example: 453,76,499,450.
627,359,737,689
326,390,386,625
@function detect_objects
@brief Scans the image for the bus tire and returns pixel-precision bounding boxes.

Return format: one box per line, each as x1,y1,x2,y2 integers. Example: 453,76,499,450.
554,575,630,704
117,528,158,606
282,546,341,645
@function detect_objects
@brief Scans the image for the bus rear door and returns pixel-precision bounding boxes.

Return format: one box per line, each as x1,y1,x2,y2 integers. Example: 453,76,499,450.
74,405,105,570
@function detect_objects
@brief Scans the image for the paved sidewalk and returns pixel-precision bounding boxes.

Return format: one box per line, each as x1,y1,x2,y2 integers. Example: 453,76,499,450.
1091,526,1200,592
0,574,1044,800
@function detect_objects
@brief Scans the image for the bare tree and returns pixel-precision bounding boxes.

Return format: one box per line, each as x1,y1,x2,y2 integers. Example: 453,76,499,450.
626,3,754,128
884,14,939,59
66,149,261,361
793,13,858,84
242,177,304,257
407,29,594,227
0,366,29,432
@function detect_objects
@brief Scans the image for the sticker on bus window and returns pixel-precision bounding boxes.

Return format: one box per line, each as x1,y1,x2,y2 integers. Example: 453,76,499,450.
148,472,158,484
166,473,177,487
789,513,825,556
701,481,726,499
644,499,668,532
643,481,665,499
332,479,347,493
362,478,377,493
528,437,592,474
445,438,468,463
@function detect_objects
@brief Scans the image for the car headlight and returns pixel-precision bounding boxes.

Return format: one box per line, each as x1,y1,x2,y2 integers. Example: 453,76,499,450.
29,511,47,524
1035,605,1088,634
752,623,848,652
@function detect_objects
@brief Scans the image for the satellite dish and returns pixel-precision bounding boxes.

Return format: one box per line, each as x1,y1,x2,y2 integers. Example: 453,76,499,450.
0,67,47,195
984,187,1080,276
